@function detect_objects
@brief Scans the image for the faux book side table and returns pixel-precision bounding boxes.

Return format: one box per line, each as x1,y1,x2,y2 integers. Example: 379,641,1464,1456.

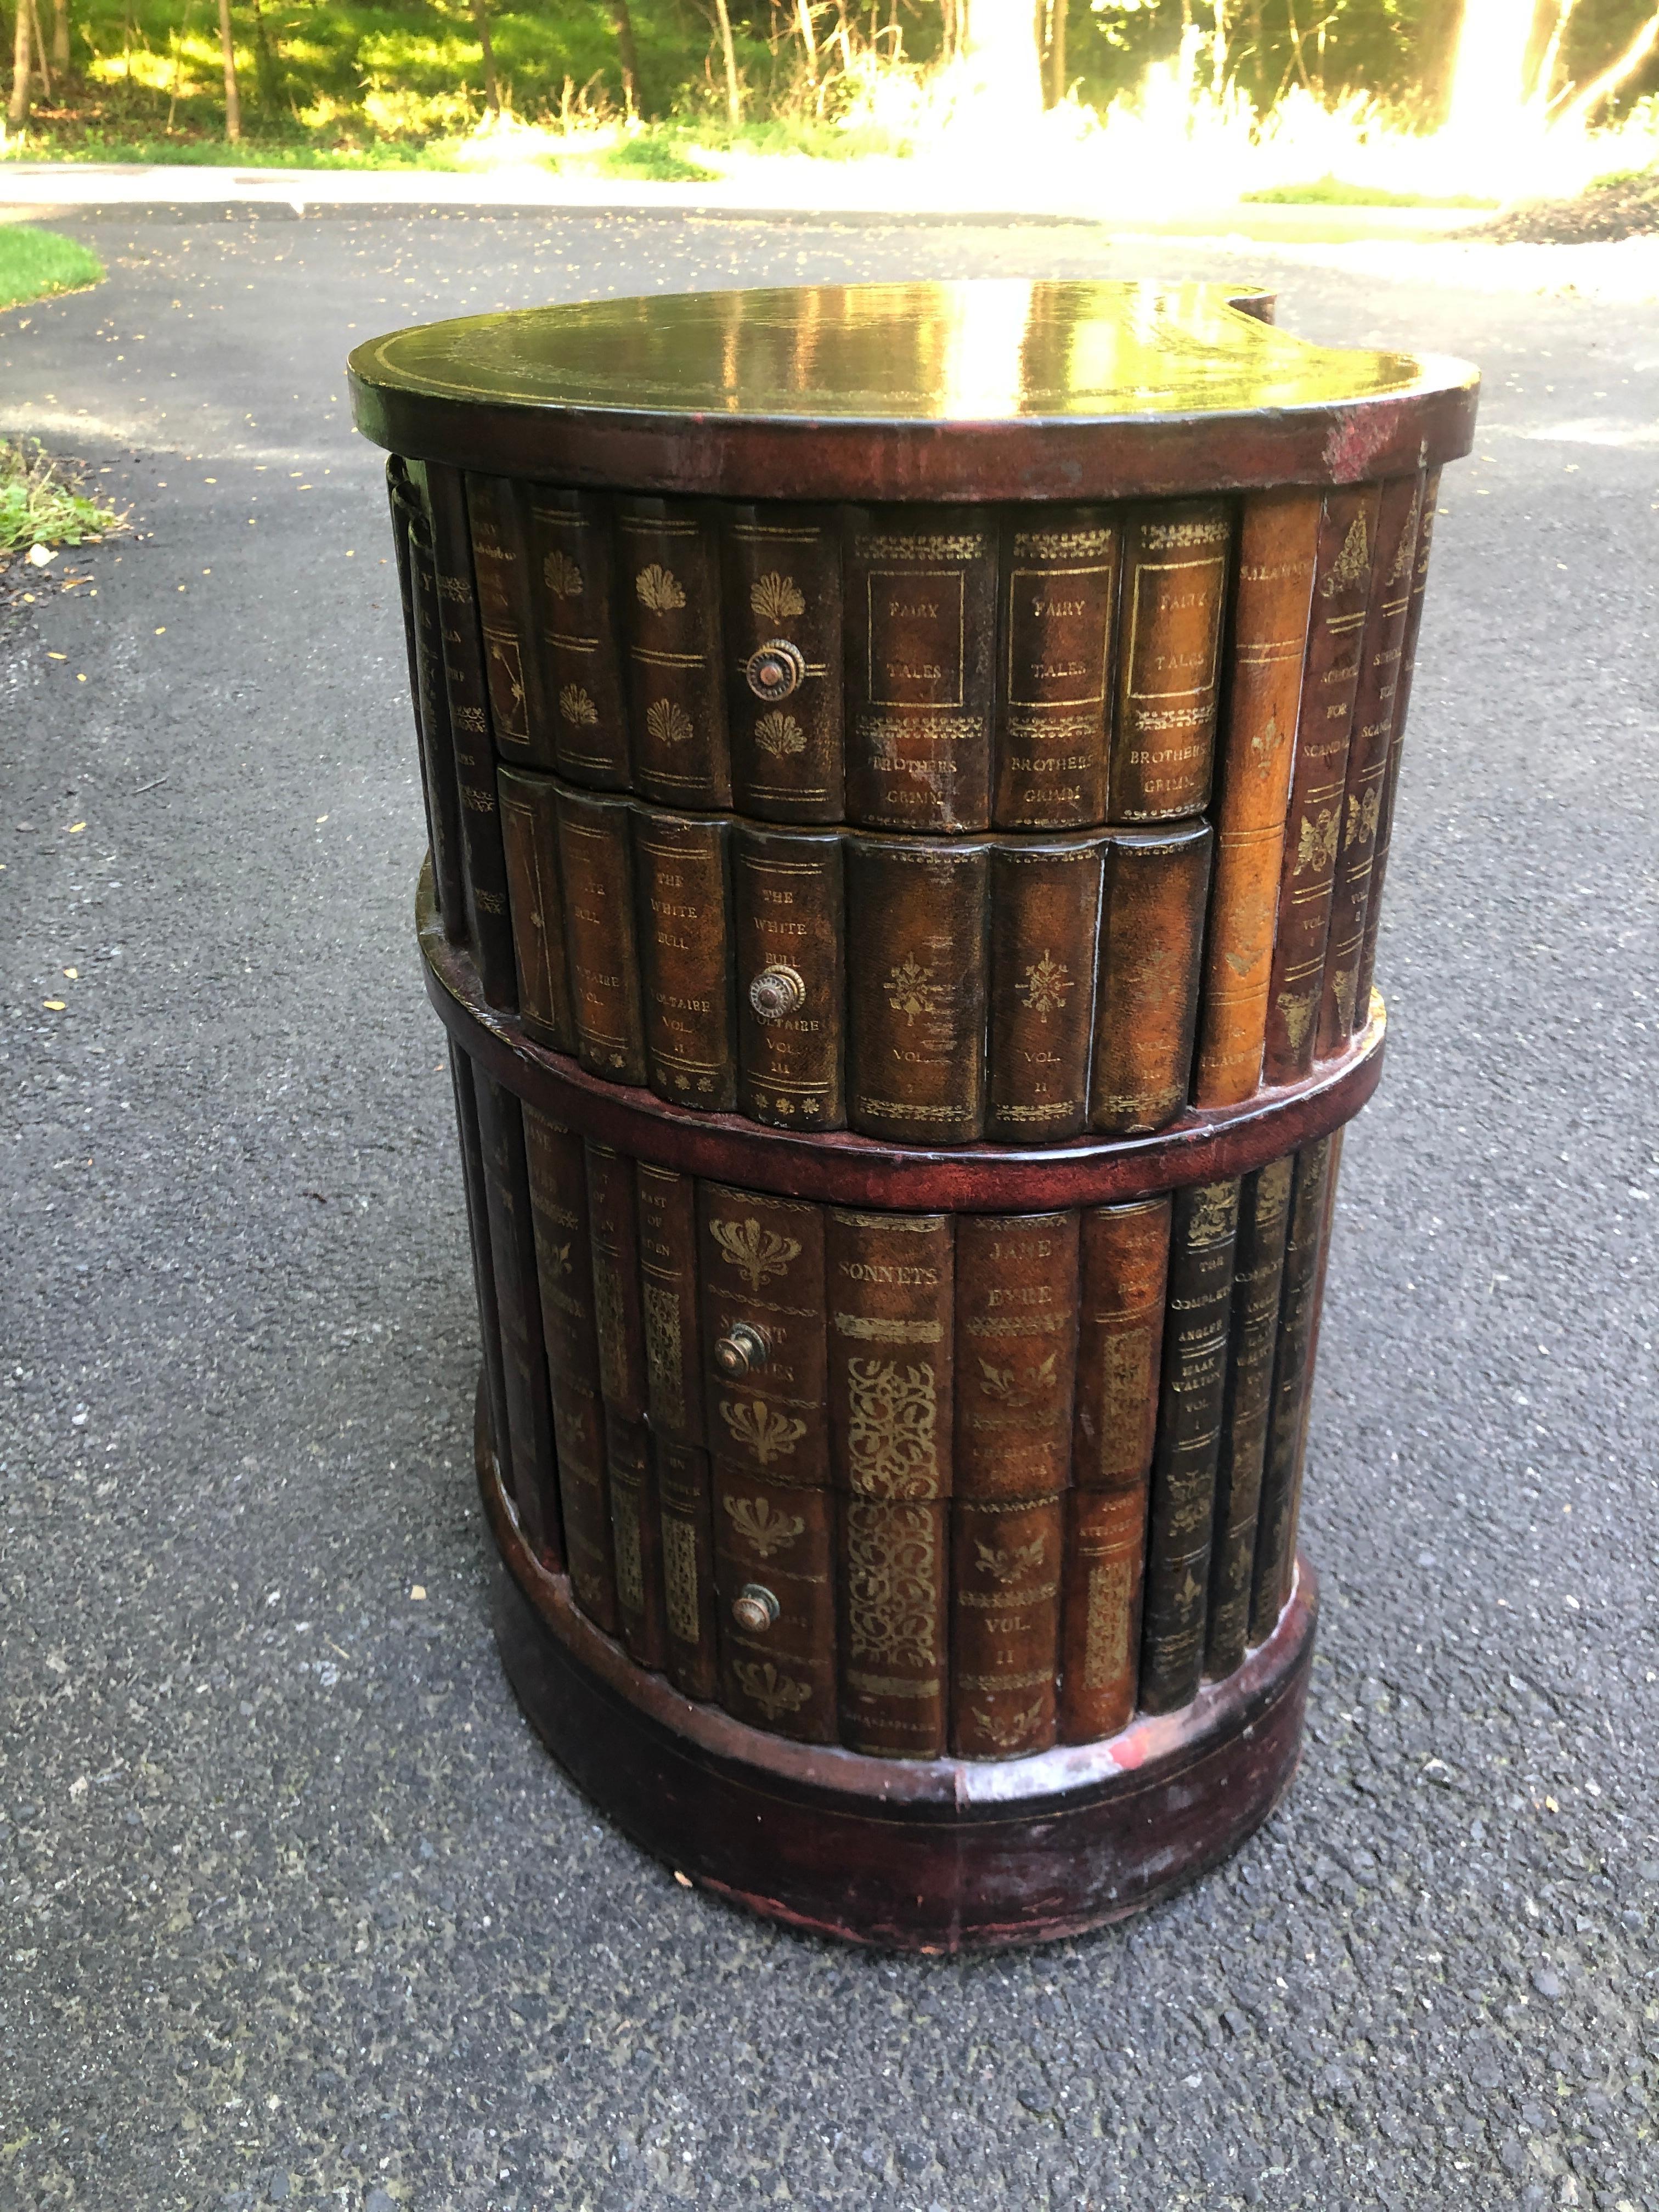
350,280,1477,1952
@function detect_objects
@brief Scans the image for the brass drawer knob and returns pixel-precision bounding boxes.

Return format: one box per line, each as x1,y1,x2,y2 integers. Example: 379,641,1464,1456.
731,1583,780,1634
748,964,806,1022
713,1321,770,1377
745,639,806,701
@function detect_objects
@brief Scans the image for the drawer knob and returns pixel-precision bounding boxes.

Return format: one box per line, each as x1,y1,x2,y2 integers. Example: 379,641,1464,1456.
745,639,806,701
713,1321,770,1378
731,1583,781,1634
748,964,806,1022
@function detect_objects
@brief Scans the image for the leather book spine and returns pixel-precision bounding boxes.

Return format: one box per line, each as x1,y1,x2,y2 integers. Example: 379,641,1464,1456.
843,506,997,832
1263,483,1381,1082
844,834,990,1144
402,488,469,943
1250,1133,1336,1643
630,805,736,1111
1108,501,1231,824
635,1163,706,1446
1318,472,1425,1054
470,1065,561,1569
731,823,845,1132
723,503,844,822
1139,1177,1241,1714
553,785,648,1086
837,1495,949,1757
617,496,731,809
655,1439,719,1701
950,1494,1063,1758
985,836,1103,1143
386,464,440,878
1191,488,1322,1105
424,460,517,1007
1355,472,1441,1019
522,1106,614,1629
1278,1130,1344,1612
464,472,549,767
714,1472,837,1742
992,508,1120,830
1072,1194,1172,1491
496,766,575,1053
954,1211,1081,1500
699,1183,830,1491
584,1143,647,1421
826,1209,955,1502
1058,1486,1147,1742
1204,1154,1294,1679
1088,822,1212,1136
447,1042,511,1506
606,1407,667,1671
529,487,631,789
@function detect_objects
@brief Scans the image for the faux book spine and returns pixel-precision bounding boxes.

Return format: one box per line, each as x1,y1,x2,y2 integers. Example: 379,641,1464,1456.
617,497,731,809
732,823,845,1131
630,805,736,1110
465,472,548,767
723,504,844,822
991,507,1120,830
531,488,631,788
844,834,989,1144
496,767,575,1054
1108,501,1231,825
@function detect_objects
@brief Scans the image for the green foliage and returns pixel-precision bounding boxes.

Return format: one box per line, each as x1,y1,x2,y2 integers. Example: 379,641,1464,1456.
0,439,123,560
1242,176,1499,207
0,225,105,310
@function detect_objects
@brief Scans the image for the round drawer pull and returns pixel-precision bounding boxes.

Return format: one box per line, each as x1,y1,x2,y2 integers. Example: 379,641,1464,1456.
748,964,806,1022
744,639,806,701
731,1583,781,1634
713,1321,770,1378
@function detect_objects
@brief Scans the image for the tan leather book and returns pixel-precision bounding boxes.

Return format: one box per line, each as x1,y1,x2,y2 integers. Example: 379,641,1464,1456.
826,1209,955,1501
1058,1486,1147,1741
464,472,548,767
698,1183,830,1492
394,480,467,941
1072,1194,1172,1491
843,506,997,832
1250,1134,1335,1643
617,496,731,809
837,1496,949,1758
1108,501,1231,823
844,834,991,1144
656,1438,719,1701
1318,472,1425,1054
470,1066,560,1570
723,503,844,822
553,785,647,1086
1192,489,1322,1105
714,1471,837,1742
731,822,845,1132
447,1043,511,1526
954,1212,1081,1500
529,488,631,789
585,1143,647,1421
1263,483,1382,1082
1088,822,1212,1136
607,1408,667,1671
496,766,575,1054
951,1495,1063,1758
992,508,1120,830
985,836,1104,1143
634,1163,706,1446
629,805,735,1111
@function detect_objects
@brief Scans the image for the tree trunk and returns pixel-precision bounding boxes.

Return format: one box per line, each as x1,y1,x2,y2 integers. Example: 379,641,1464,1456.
217,0,241,139
472,0,500,114
249,0,284,109
27,0,50,98
1046,0,1065,106
710,0,741,126
963,0,1043,117
1559,5,1659,128
1446,0,1539,139
795,0,817,85
608,0,640,112
9,0,32,120
51,0,66,74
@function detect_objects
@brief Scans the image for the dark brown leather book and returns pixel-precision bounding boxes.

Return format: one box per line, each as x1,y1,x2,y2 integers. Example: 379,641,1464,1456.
1355,471,1441,1019
1277,1128,1344,1617
635,1162,706,1446
1073,1194,1172,1491
465,472,548,766
553,785,647,1086
655,1438,719,1701
985,836,1103,1143
585,1143,647,1420
424,460,517,1007
731,823,845,1132
723,504,844,823
1192,488,1322,1105
1263,483,1382,1082
607,1407,668,1671
1058,1486,1146,1741
551,1380,619,1634
629,805,735,1111
1108,501,1231,824
992,509,1120,830
400,486,469,943
387,460,422,733
470,1065,560,1570
954,1211,1081,1500
1204,1154,1294,1679
529,487,631,789
951,1494,1063,1758
496,766,575,1053
826,1209,955,1501
447,1042,511,1509
698,1183,830,1492
837,1496,949,1757
616,496,731,809
844,834,990,1144
1250,1134,1335,1644
1088,822,1212,1136
843,506,997,832
1139,1177,1240,1713
714,1471,837,1742
1318,472,1425,1054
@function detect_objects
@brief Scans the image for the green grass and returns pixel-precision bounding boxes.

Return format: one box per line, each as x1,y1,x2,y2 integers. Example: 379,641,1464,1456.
1242,175,1499,208
0,439,123,562
0,225,105,312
